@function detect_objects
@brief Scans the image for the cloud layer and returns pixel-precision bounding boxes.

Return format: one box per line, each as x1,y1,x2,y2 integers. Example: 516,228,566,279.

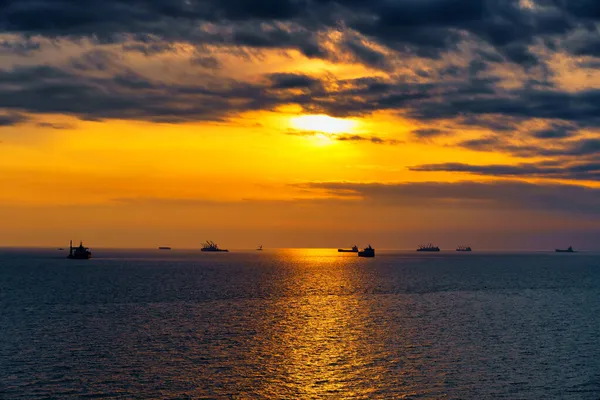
2,0,600,185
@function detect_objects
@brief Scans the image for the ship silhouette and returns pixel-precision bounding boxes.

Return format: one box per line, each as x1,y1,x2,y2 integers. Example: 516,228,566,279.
417,243,440,252
358,245,375,257
201,241,228,252
555,246,575,253
338,245,359,253
456,245,472,252
256,245,263,251
67,240,92,259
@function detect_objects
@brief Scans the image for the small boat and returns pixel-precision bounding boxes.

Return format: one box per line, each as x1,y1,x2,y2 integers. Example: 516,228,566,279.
256,245,263,251
67,240,92,259
456,245,472,252
417,243,440,252
57,248,64,251
358,245,375,257
555,246,575,253
158,246,171,250
201,240,228,252
338,245,359,253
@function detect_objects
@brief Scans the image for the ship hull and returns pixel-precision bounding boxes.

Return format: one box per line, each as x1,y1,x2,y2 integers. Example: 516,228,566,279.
338,249,358,252
555,249,574,253
201,248,229,252
67,254,91,260
358,251,375,257
417,249,440,252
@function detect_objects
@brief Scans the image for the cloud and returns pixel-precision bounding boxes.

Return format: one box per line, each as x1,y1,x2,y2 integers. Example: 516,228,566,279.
300,180,600,215
0,64,278,123
0,36,41,56
335,134,402,145
0,0,600,136
267,73,321,90
412,128,451,139
0,0,583,65
409,162,600,182
0,112,29,126
530,122,579,139
36,122,75,130
287,130,401,145
456,136,600,158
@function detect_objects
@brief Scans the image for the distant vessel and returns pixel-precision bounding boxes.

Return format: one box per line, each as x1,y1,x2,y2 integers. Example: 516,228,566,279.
456,245,472,252
358,245,375,257
256,245,263,251
201,241,228,252
417,244,440,252
57,248,64,251
67,240,92,259
338,245,359,253
555,246,575,253
158,246,171,250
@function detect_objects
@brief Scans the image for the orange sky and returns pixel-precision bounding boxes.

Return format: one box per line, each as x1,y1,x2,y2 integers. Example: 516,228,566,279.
1,1,600,249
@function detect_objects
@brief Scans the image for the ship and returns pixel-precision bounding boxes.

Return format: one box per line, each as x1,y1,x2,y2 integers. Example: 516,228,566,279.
555,246,575,253
256,245,263,251
338,245,359,253
158,246,171,250
201,240,229,252
417,243,440,252
358,245,375,257
67,240,92,259
456,245,472,252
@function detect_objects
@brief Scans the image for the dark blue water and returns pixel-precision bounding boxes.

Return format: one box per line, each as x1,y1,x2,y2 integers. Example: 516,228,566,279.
1,248,599,399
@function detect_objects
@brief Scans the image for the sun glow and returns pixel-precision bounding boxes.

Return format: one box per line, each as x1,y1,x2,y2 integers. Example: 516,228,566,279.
290,114,358,134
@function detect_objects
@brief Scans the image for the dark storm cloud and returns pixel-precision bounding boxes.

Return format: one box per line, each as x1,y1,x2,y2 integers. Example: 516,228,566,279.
531,122,578,139
457,136,600,158
457,114,520,132
4,53,600,130
342,35,390,70
300,180,600,215
0,37,41,55
0,64,271,122
69,49,121,72
0,0,581,63
407,87,600,128
267,73,322,89
412,128,450,139
0,112,29,126
3,0,600,128
409,161,600,182
190,56,221,69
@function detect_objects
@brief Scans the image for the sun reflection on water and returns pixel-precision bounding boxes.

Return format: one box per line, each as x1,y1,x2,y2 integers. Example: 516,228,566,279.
250,248,388,398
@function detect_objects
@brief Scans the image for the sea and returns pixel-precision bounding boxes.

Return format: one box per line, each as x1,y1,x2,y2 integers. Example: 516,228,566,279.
1,248,599,399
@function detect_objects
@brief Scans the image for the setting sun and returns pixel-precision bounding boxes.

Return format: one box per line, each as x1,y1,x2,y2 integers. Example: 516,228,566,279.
290,114,358,134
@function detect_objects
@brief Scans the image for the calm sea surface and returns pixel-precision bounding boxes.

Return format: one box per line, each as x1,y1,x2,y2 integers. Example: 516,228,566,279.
1,248,599,399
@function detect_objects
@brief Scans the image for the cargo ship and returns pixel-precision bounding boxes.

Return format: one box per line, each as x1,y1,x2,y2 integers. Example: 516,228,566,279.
338,245,359,253
201,241,228,252
158,246,172,250
555,246,575,253
417,244,440,252
456,245,472,252
358,245,375,257
67,240,92,259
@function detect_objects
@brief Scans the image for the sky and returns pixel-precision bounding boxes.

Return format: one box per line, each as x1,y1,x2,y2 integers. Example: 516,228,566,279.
1,0,600,249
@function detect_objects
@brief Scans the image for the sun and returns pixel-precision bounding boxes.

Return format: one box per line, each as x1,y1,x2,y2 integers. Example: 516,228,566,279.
290,114,358,134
